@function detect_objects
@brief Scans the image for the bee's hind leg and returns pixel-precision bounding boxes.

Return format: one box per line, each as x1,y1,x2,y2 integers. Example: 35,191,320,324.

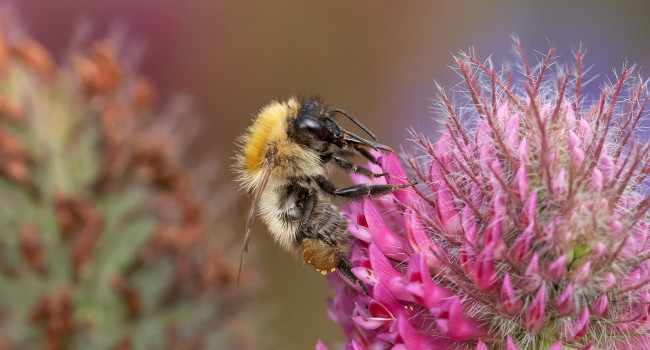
302,238,368,294
302,238,340,275
338,255,368,294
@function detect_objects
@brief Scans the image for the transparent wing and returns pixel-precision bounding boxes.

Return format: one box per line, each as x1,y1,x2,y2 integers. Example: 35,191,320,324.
237,153,275,284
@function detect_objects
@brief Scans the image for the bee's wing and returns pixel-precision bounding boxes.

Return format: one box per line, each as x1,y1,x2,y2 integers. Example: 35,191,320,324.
237,153,275,284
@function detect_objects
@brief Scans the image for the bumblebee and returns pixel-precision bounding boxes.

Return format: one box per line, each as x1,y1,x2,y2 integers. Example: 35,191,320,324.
236,97,414,292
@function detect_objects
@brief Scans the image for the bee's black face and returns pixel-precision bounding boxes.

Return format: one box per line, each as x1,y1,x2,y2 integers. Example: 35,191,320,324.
296,100,337,141
291,98,391,155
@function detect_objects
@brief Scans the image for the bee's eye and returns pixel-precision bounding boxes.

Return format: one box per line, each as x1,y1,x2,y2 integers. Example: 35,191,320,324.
298,117,332,140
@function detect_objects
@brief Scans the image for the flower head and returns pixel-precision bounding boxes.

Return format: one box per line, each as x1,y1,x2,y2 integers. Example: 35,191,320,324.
325,43,650,349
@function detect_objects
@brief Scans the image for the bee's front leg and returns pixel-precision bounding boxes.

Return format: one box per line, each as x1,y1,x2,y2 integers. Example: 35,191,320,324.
313,175,417,200
330,154,388,178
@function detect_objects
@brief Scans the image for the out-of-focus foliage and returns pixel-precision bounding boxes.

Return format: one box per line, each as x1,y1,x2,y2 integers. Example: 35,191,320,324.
0,11,252,350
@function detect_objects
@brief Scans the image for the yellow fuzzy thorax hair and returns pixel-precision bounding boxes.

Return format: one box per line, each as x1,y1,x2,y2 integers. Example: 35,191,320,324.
237,98,322,192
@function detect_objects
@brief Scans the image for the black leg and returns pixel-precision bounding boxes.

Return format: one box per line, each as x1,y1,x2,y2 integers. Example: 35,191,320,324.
332,154,387,178
313,175,417,199
354,146,379,164
338,255,368,294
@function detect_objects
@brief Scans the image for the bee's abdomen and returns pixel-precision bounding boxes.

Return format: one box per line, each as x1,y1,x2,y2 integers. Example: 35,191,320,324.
258,184,301,252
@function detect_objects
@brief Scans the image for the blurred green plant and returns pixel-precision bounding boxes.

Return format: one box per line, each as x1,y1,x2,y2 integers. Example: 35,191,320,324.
0,13,252,350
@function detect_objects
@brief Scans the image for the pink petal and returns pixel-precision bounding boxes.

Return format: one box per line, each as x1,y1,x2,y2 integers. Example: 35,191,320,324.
476,121,493,164
565,306,590,341
564,103,577,126
525,284,548,334
512,222,535,262
484,218,506,259
429,162,461,236
395,314,428,349
363,199,409,260
472,242,498,292
500,273,523,314
326,276,357,336
571,147,585,169
404,208,442,268
552,169,566,195
490,188,506,216
601,273,617,289
434,297,488,340
554,283,576,317
573,261,591,287
376,331,398,346
368,243,411,301
433,133,454,164
348,224,372,243
568,131,581,148
512,164,529,200
506,336,519,350
577,118,591,137
347,341,365,350
547,254,567,282
599,156,615,183
523,253,542,292
352,267,377,289
518,139,530,164
353,295,395,330
380,152,420,206
487,160,504,192
540,218,557,243
503,110,520,149
468,180,484,210
590,294,609,317
590,168,603,192
461,206,478,244
459,242,476,275
405,254,453,310
316,340,328,350
372,281,403,317
520,192,538,226
623,269,641,289
590,243,607,259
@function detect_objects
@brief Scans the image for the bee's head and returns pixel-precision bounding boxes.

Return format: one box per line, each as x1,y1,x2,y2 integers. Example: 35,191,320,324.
290,98,393,154
290,99,344,152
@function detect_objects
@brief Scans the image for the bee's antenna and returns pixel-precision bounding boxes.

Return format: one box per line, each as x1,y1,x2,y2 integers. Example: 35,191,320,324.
238,149,276,284
330,109,378,141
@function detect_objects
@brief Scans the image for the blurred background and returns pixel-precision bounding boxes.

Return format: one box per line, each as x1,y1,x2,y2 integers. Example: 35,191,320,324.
4,0,650,349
